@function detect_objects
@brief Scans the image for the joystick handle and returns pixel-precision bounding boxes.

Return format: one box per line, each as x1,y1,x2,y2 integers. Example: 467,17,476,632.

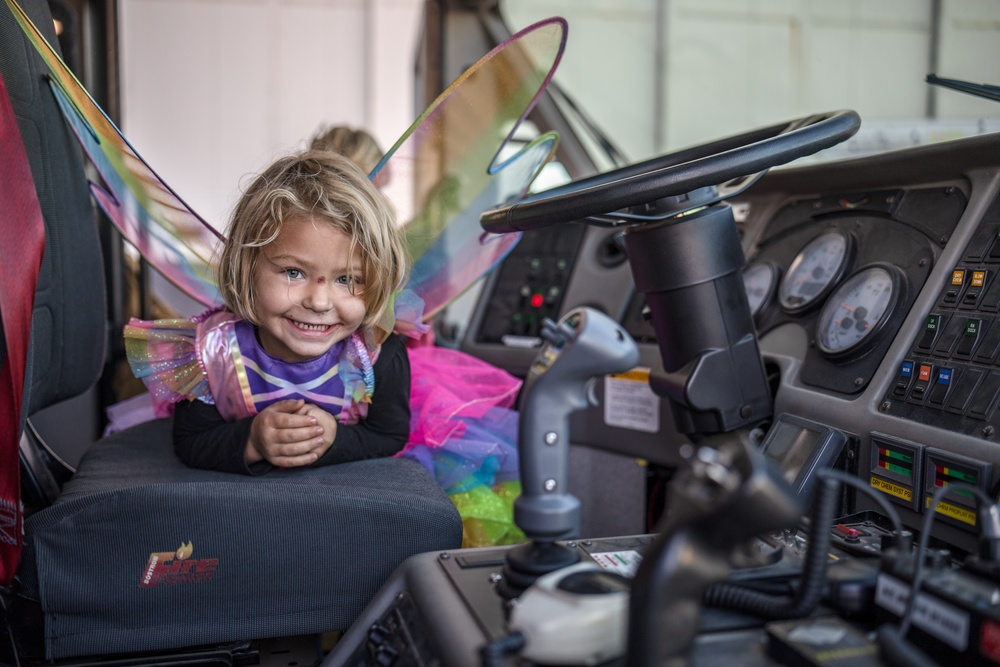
515,307,640,541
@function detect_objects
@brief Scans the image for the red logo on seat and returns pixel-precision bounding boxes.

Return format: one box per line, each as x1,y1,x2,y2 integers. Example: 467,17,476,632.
140,541,218,587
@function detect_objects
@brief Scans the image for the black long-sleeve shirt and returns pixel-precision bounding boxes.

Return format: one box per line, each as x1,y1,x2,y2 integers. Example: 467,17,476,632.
172,333,411,475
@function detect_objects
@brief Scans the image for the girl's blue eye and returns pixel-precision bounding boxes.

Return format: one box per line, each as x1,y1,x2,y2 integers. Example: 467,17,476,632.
337,275,362,285
284,268,303,280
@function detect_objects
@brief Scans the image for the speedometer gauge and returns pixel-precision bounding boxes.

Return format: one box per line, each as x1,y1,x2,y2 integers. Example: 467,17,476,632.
816,265,901,358
742,262,778,316
779,230,851,313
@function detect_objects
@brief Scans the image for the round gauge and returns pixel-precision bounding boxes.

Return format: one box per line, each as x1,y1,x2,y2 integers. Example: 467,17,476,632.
779,230,851,313
742,262,779,316
816,265,900,358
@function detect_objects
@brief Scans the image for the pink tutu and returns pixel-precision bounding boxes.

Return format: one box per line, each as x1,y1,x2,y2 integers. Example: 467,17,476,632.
399,346,525,547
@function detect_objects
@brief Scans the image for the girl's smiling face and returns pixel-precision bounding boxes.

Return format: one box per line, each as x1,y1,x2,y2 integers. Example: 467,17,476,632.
253,216,366,362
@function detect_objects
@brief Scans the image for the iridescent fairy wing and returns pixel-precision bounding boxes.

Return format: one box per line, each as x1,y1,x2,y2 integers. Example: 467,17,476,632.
5,0,224,307
8,0,564,316
374,17,566,321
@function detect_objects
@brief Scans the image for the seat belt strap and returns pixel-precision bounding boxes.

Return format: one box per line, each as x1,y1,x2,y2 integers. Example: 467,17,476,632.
0,69,46,584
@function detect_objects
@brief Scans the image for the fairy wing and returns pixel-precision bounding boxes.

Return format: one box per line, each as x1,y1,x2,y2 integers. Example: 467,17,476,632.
6,0,225,308
376,17,566,321
8,0,565,320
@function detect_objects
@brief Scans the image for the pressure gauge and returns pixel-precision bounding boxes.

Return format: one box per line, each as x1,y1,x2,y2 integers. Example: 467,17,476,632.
779,230,851,313
742,262,779,316
816,265,901,358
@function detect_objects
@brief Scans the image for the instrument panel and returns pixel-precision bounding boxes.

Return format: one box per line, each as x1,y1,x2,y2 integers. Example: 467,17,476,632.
462,133,1000,553
740,138,1000,555
741,187,962,395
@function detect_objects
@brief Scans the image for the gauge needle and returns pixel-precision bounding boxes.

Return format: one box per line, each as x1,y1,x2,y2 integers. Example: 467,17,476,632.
841,303,855,312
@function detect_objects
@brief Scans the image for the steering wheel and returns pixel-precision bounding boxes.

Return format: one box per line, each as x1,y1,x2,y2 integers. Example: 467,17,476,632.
480,110,860,233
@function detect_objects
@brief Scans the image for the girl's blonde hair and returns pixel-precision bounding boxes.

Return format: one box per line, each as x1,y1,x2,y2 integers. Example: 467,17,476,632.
219,150,407,333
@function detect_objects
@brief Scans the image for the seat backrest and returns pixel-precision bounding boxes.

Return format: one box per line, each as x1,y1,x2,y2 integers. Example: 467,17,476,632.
0,0,107,423
1,0,108,505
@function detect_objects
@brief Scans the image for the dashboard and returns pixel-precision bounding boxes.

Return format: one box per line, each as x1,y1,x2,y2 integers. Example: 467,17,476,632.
460,131,1000,556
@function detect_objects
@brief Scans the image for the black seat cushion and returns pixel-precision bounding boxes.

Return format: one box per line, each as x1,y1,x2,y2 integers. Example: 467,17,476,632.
18,418,463,659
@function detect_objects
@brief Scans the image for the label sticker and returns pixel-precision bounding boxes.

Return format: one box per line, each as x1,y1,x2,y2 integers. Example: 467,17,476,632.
870,476,913,502
875,574,969,651
590,550,643,578
927,497,977,526
604,368,659,433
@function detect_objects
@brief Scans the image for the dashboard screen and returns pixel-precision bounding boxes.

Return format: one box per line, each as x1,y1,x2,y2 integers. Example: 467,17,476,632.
764,420,822,485
759,415,847,499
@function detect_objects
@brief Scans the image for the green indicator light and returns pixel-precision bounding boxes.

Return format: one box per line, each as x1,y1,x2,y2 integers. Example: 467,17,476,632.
885,462,912,476
884,449,913,463
945,468,977,484
938,480,976,499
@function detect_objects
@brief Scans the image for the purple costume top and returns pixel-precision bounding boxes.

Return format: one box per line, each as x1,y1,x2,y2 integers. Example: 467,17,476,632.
124,308,378,424
124,290,427,423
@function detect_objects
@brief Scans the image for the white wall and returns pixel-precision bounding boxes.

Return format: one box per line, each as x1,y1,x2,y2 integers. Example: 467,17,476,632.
503,0,1000,165
119,0,423,233
119,0,1000,235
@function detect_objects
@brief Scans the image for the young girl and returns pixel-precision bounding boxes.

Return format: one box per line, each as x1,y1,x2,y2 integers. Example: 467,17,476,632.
124,150,421,475
126,149,524,546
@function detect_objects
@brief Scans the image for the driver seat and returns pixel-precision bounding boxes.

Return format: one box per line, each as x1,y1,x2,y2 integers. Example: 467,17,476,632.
3,0,462,660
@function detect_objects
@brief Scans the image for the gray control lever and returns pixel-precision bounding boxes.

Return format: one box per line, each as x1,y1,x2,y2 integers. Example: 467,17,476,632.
497,307,640,600
515,307,640,541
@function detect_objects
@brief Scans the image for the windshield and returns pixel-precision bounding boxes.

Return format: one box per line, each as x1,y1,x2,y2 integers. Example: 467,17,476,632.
500,1,1000,173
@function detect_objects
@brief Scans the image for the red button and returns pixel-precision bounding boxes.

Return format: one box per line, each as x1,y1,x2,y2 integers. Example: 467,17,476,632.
834,524,860,538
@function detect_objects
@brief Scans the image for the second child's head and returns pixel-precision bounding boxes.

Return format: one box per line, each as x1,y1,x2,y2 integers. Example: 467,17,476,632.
308,125,384,175
219,150,407,362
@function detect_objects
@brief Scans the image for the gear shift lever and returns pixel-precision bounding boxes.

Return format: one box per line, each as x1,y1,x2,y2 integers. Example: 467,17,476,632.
497,307,639,599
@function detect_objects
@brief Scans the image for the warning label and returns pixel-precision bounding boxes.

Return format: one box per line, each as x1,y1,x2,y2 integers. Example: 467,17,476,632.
927,497,977,526
604,369,659,433
870,476,912,502
590,550,643,578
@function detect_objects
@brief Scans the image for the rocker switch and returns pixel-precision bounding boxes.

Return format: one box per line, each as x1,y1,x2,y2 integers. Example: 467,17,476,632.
906,363,934,404
893,360,914,398
956,318,984,357
927,367,953,406
916,314,943,351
